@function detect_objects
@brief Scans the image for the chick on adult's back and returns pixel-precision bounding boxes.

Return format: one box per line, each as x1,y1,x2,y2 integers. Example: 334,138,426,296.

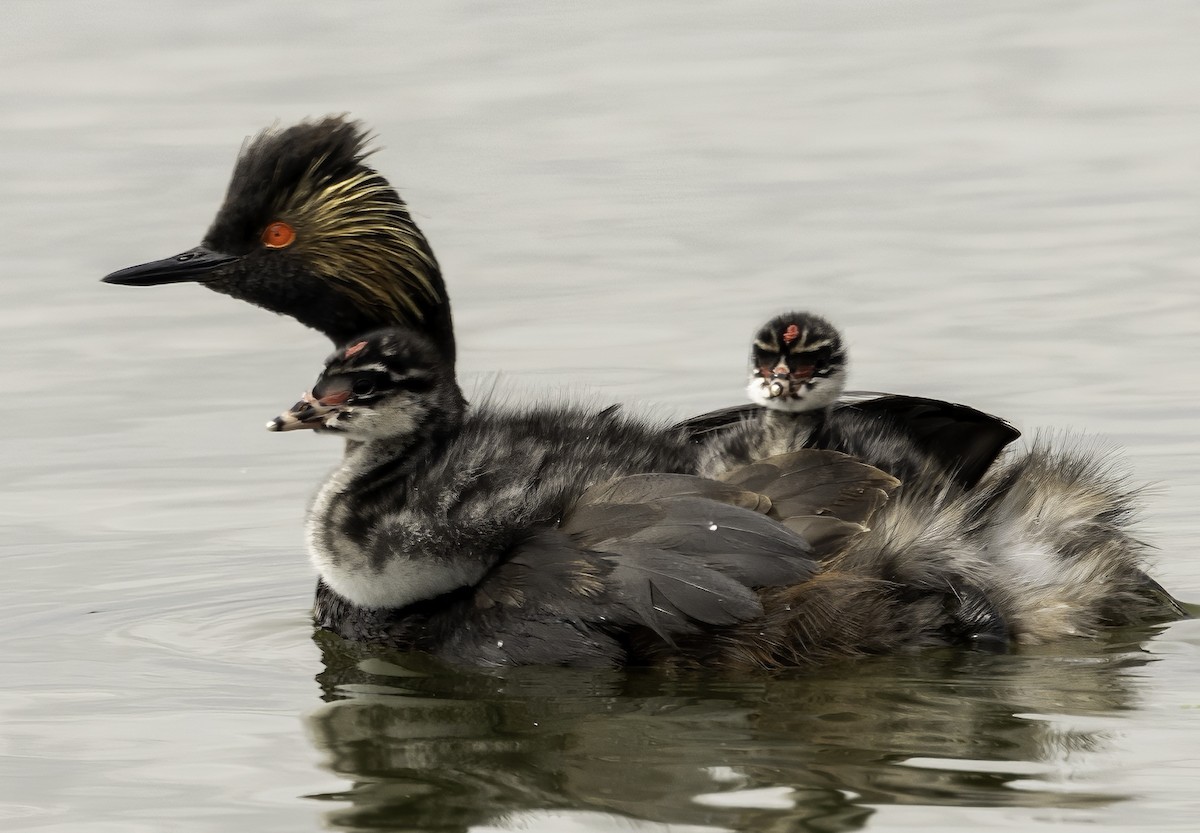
702,311,1183,646
702,310,1017,491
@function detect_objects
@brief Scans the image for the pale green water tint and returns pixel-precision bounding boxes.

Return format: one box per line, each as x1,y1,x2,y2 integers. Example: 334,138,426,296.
2,1,1200,831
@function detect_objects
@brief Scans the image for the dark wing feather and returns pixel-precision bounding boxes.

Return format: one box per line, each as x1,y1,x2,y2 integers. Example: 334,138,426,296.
454,451,901,664
575,472,770,513
557,468,834,646
780,515,869,558
720,450,899,525
605,497,814,560
440,531,625,666
844,395,1020,489
464,528,785,658
675,402,758,439
559,501,664,546
604,546,764,631
675,393,1020,490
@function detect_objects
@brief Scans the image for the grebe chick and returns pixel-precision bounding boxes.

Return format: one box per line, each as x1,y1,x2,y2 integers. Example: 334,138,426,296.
698,311,1010,645
686,308,1018,488
269,327,908,666
702,312,1186,644
704,311,974,492
747,311,847,412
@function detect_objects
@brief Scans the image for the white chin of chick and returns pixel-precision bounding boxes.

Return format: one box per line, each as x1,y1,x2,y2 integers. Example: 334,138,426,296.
319,407,410,442
746,370,846,413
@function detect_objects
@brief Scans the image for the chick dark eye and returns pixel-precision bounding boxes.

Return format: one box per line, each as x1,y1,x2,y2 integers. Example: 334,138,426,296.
352,379,376,397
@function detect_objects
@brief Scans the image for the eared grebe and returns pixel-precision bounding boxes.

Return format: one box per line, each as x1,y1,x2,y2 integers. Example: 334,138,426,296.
100,117,1185,652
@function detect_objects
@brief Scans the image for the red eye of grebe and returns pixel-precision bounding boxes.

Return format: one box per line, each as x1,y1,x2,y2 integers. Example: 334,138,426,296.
261,221,296,249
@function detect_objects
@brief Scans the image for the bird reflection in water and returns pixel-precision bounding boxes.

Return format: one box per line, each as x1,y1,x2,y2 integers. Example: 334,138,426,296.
303,629,1157,833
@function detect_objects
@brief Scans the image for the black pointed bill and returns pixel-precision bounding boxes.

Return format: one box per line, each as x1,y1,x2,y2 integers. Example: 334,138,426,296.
102,245,239,286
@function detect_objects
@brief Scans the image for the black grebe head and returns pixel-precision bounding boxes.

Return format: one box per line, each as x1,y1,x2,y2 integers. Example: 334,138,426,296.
102,116,455,363
747,312,847,412
269,327,464,443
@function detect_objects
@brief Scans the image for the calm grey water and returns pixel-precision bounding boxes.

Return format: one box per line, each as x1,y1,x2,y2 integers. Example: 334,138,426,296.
3,2,1199,831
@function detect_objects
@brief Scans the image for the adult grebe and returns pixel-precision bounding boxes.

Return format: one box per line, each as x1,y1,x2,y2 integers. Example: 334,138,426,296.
100,117,1184,651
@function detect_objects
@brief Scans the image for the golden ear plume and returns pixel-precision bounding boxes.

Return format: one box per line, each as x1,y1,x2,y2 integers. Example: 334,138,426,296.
283,166,442,325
